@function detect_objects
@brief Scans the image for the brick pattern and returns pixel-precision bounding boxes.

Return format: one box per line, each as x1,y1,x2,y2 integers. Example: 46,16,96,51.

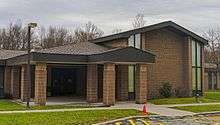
99,38,128,48
97,28,197,99
116,65,128,101
11,67,20,98
182,36,192,96
103,63,115,106
4,67,12,97
20,65,28,101
144,29,191,98
135,64,148,104
87,64,98,103
34,63,47,105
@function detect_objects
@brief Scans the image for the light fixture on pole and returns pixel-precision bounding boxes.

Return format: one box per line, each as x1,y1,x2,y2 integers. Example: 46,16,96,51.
27,22,37,108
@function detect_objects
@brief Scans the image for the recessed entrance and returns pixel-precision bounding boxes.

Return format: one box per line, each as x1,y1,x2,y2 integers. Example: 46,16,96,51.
47,65,87,99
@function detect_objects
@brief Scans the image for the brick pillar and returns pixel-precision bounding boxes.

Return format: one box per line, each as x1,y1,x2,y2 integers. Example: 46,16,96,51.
87,64,98,103
103,63,115,106
135,64,148,104
35,63,47,105
183,36,192,96
4,67,12,97
116,65,128,101
11,67,20,98
20,65,28,101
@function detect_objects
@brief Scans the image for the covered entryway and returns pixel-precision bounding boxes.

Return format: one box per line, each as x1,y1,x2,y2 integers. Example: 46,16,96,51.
6,42,155,106
47,65,87,99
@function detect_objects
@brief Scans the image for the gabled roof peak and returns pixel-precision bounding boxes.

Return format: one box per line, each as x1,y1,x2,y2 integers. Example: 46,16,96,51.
91,21,208,45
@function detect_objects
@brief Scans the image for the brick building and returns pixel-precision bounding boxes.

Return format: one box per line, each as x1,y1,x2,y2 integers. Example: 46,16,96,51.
0,21,207,105
204,63,220,91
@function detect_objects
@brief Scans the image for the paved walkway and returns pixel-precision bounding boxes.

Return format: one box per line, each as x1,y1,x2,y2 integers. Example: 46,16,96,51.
0,102,218,116
111,102,195,117
159,102,220,107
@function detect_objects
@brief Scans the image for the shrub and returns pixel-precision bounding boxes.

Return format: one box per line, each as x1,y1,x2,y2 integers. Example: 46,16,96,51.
159,82,172,98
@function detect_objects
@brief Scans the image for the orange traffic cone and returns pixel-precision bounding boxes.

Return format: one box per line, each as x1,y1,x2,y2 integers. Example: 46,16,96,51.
142,103,148,115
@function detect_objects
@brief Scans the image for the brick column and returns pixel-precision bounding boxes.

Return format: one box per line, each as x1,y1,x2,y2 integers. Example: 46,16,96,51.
20,65,28,101
135,64,148,104
116,65,128,101
183,36,192,96
87,64,98,103
4,67,12,97
11,67,20,98
103,63,115,106
35,63,47,105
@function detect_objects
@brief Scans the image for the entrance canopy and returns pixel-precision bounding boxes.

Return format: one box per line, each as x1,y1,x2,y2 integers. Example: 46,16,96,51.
5,42,155,66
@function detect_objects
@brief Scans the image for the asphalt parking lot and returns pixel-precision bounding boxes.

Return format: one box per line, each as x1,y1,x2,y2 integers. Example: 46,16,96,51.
101,115,220,125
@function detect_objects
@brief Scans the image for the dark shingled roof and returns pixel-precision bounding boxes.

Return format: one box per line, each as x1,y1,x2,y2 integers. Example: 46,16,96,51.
91,21,208,45
0,49,26,60
36,42,109,55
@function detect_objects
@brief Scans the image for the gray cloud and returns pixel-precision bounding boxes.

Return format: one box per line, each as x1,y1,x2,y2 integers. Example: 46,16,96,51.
0,0,220,35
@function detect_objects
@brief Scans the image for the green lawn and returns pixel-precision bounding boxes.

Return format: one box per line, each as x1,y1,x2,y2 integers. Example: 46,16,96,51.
0,100,94,111
173,104,220,113
0,109,140,125
149,97,219,105
149,91,220,105
204,91,220,100
0,100,26,111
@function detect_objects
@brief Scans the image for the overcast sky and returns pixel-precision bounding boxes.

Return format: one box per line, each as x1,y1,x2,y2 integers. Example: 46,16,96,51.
0,0,220,35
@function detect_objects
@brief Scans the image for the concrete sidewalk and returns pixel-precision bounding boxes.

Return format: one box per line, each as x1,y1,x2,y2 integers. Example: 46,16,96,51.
159,102,220,107
111,102,195,117
0,102,207,116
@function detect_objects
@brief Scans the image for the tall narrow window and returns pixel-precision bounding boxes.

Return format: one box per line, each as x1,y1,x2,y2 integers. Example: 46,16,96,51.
192,40,202,95
128,34,141,100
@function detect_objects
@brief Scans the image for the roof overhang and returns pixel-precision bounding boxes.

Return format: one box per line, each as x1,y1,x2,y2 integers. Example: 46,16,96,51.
5,47,155,66
88,47,155,64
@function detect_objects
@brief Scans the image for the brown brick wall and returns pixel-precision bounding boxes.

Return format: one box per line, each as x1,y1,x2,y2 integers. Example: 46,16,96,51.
96,28,205,99
4,67,12,97
135,64,148,104
103,63,115,106
99,38,128,48
20,65,28,101
144,29,191,98
34,63,47,105
87,64,98,103
116,65,128,101
11,67,20,99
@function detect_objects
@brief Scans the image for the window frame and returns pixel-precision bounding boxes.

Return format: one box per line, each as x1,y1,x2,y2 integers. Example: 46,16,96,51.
192,40,203,95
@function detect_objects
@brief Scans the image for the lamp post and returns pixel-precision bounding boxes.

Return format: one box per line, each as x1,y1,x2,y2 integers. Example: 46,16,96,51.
26,23,37,108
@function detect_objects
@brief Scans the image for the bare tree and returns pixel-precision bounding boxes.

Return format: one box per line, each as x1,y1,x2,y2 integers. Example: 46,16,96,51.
132,13,146,29
203,27,220,65
0,22,32,50
39,26,72,48
73,21,104,42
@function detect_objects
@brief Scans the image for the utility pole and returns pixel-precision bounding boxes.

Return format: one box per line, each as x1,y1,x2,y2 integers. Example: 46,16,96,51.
26,23,37,108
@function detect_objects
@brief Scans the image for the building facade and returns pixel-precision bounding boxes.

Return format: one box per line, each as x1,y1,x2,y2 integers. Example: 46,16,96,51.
0,21,207,105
